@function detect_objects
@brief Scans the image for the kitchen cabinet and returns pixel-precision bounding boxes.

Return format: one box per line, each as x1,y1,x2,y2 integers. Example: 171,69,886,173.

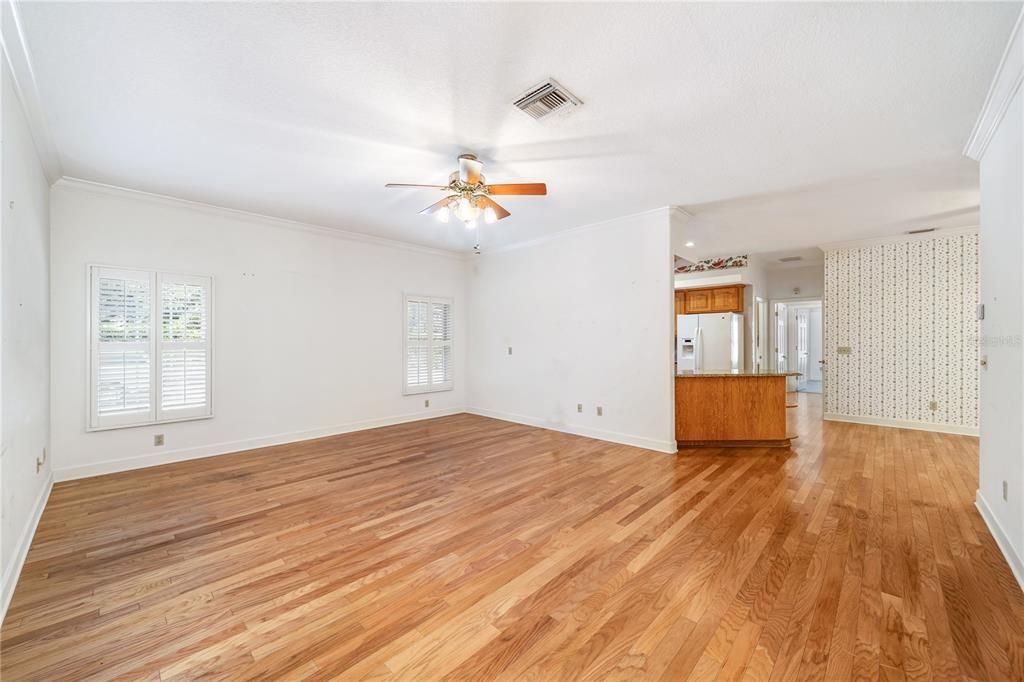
678,284,744,314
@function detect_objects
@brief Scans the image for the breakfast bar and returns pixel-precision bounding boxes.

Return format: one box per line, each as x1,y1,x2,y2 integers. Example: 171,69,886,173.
675,370,801,448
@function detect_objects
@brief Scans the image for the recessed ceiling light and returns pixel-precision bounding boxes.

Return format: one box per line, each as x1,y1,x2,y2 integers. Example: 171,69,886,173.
685,241,695,248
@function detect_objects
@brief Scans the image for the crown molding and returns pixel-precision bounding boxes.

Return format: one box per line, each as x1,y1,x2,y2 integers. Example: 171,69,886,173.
964,7,1024,161
819,225,978,252
0,0,62,182
53,177,465,260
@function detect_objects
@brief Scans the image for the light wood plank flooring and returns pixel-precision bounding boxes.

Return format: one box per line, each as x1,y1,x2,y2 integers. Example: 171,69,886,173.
3,394,1023,680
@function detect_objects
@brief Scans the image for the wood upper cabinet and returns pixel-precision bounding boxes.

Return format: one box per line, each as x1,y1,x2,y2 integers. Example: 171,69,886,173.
678,284,745,314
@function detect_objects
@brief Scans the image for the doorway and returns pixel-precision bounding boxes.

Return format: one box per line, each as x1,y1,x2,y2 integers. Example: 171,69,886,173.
787,301,822,392
772,298,823,393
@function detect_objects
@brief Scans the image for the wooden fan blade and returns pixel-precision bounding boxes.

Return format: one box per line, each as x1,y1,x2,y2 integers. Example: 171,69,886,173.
459,156,483,184
385,183,449,190
485,183,547,196
477,195,511,220
418,196,455,215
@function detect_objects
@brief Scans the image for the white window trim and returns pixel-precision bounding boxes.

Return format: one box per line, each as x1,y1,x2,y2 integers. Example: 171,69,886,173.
403,294,454,395
87,264,215,432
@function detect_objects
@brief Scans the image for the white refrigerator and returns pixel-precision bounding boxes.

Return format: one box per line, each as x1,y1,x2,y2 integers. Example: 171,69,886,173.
677,313,744,372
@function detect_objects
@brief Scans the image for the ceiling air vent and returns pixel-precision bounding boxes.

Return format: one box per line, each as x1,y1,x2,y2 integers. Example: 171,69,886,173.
907,228,936,235
778,256,803,263
513,79,582,120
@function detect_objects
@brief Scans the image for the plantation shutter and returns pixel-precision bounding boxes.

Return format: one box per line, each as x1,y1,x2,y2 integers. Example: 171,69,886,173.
404,295,453,394
90,268,155,428
157,273,212,420
90,266,213,430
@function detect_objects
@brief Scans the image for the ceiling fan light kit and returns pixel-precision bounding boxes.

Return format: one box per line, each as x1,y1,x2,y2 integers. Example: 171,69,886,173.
385,154,547,239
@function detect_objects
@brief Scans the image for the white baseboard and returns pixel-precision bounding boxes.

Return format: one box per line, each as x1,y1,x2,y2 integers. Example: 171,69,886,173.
976,490,1024,593
466,407,677,454
54,408,466,482
1,472,53,624
823,413,979,436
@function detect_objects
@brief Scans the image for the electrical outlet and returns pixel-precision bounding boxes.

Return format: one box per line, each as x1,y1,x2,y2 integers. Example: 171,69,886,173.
507,346,512,355
424,399,430,408
1004,480,1009,501
577,403,583,413
154,434,165,446
928,401,938,412
596,406,603,417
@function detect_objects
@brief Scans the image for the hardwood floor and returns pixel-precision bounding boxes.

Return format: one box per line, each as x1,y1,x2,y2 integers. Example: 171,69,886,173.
3,394,1023,681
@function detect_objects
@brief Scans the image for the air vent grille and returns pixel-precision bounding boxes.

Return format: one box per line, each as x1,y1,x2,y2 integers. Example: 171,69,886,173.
778,256,803,263
513,79,582,120
907,228,937,235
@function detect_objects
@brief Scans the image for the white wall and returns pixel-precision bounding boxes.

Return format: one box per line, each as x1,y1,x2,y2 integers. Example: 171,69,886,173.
765,264,824,300
467,209,676,453
968,10,1024,589
1,54,53,619
50,180,468,480
822,230,980,434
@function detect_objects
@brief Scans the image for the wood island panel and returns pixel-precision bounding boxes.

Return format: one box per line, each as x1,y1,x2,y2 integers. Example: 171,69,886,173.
675,374,789,445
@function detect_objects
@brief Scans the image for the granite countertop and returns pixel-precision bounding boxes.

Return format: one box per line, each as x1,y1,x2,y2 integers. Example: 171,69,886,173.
676,370,802,378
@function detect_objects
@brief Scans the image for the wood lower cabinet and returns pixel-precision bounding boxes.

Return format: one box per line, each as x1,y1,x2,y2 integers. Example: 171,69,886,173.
678,284,744,314
675,374,790,447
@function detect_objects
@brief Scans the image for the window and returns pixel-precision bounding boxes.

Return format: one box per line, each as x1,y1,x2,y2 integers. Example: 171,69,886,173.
404,295,453,394
90,266,213,430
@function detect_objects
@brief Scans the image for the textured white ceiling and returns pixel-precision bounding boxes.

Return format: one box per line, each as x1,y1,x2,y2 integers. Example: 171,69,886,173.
16,2,1020,252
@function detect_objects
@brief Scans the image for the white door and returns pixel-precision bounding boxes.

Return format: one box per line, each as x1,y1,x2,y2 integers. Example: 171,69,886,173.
774,303,788,372
808,308,823,381
700,314,735,371
794,308,809,391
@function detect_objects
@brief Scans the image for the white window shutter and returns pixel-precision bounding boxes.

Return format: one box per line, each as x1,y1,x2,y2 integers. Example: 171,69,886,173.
89,267,213,430
90,267,156,428
404,295,453,394
157,274,212,420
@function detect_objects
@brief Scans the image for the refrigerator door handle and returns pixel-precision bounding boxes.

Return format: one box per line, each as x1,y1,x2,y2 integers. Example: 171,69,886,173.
695,327,704,372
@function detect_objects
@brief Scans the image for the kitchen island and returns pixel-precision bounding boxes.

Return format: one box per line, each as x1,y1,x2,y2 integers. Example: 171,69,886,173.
675,370,801,448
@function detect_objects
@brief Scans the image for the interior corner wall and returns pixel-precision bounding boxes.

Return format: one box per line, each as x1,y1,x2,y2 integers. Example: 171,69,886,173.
822,231,980,434
1,53,53,620
466,209,676,453
976,83,1024,586
49,181,468,481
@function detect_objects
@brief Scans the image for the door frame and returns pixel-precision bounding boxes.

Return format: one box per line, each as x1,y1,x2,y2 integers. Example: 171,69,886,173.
753,296,769,373
769,296,824,393
786,301,821,392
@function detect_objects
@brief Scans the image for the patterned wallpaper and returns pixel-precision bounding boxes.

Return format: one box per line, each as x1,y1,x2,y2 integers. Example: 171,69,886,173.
823,232,979,430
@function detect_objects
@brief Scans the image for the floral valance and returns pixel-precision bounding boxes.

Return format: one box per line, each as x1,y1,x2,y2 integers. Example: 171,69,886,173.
675,254,749,274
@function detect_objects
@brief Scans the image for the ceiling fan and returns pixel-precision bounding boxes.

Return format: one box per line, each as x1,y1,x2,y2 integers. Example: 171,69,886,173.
385,154,546,229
